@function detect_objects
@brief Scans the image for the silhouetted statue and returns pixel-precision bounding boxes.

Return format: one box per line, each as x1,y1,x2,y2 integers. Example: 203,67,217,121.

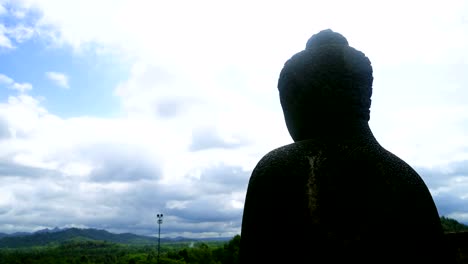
240,29,447,263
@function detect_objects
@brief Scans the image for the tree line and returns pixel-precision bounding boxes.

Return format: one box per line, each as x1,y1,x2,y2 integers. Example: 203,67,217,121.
0,235,240,264
0,216,465,264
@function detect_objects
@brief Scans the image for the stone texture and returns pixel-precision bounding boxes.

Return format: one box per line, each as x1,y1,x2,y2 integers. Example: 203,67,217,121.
240,29,448,263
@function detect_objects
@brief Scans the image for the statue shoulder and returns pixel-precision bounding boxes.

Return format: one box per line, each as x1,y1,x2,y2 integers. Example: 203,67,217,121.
253,143,303,172
355,142,430,189
248,142,318,185
363,143,416,172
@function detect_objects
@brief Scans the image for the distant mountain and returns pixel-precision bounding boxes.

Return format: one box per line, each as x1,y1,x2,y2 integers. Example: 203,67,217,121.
0,228,230,248
34,227,67,234
166,236,231,242
197,236,232,242
0,231,31,239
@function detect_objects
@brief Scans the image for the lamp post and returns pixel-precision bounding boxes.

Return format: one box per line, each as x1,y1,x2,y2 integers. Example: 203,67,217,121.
157,213,163,263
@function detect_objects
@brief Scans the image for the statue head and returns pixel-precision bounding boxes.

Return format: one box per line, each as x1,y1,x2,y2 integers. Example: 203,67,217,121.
278,29,373,141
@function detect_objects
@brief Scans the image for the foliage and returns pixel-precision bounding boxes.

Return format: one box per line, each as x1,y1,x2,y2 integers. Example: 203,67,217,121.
0,236,241,264
440,216,468,233
0,228,161,248
3,216,466,263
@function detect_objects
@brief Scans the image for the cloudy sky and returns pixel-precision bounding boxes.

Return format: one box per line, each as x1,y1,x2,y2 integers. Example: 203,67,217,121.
0,0,467,238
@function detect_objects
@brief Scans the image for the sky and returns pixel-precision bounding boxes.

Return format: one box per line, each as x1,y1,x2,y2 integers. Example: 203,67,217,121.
0,0,467,238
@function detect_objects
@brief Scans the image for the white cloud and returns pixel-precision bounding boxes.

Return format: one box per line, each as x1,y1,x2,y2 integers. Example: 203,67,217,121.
0,23,35,48
1,0,467,236
0,73,13,84
12,10,26,19
0,4,6,15
0,94,254,236
0,24,13,49
0,73,32,92
7,25,35,43
13,0,468,67
12,82,33,92
45,71,69,89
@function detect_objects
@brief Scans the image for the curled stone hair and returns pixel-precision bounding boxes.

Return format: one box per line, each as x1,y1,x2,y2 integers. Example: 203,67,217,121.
278,29,374,123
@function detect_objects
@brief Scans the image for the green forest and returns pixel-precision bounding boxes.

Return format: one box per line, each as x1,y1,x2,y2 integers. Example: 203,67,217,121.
441,216,468,233
0,235,240,264
0,216,466,264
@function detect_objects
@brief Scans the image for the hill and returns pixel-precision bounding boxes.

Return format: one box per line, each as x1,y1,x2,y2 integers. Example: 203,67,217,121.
0,228,213,248
441,216,468,233
1,216,464,249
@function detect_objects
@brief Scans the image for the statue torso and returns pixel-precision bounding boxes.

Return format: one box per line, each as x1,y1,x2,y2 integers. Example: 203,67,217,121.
241,136,445,263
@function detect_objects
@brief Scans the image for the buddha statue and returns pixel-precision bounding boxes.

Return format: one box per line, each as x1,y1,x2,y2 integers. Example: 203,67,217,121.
240,29,447,263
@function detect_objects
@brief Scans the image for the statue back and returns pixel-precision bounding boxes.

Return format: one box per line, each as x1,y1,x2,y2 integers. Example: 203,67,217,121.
240,29,448,263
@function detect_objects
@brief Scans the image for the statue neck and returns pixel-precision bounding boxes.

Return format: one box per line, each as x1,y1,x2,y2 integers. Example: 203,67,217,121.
290,119,376,143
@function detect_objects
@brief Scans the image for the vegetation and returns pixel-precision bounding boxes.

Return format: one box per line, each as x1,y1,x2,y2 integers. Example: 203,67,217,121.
0,216,466,263
0,235,240,264
0,228,161,248
441,216,468,233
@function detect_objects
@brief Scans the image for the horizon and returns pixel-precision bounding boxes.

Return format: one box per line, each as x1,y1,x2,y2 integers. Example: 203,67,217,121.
0,226,235,240
1,216,467,238
0,0,467,238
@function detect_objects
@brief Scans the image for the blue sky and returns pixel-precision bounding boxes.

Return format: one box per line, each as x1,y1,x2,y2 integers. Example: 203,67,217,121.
0,42,127,117
0,0,467,238
0,7,127,117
